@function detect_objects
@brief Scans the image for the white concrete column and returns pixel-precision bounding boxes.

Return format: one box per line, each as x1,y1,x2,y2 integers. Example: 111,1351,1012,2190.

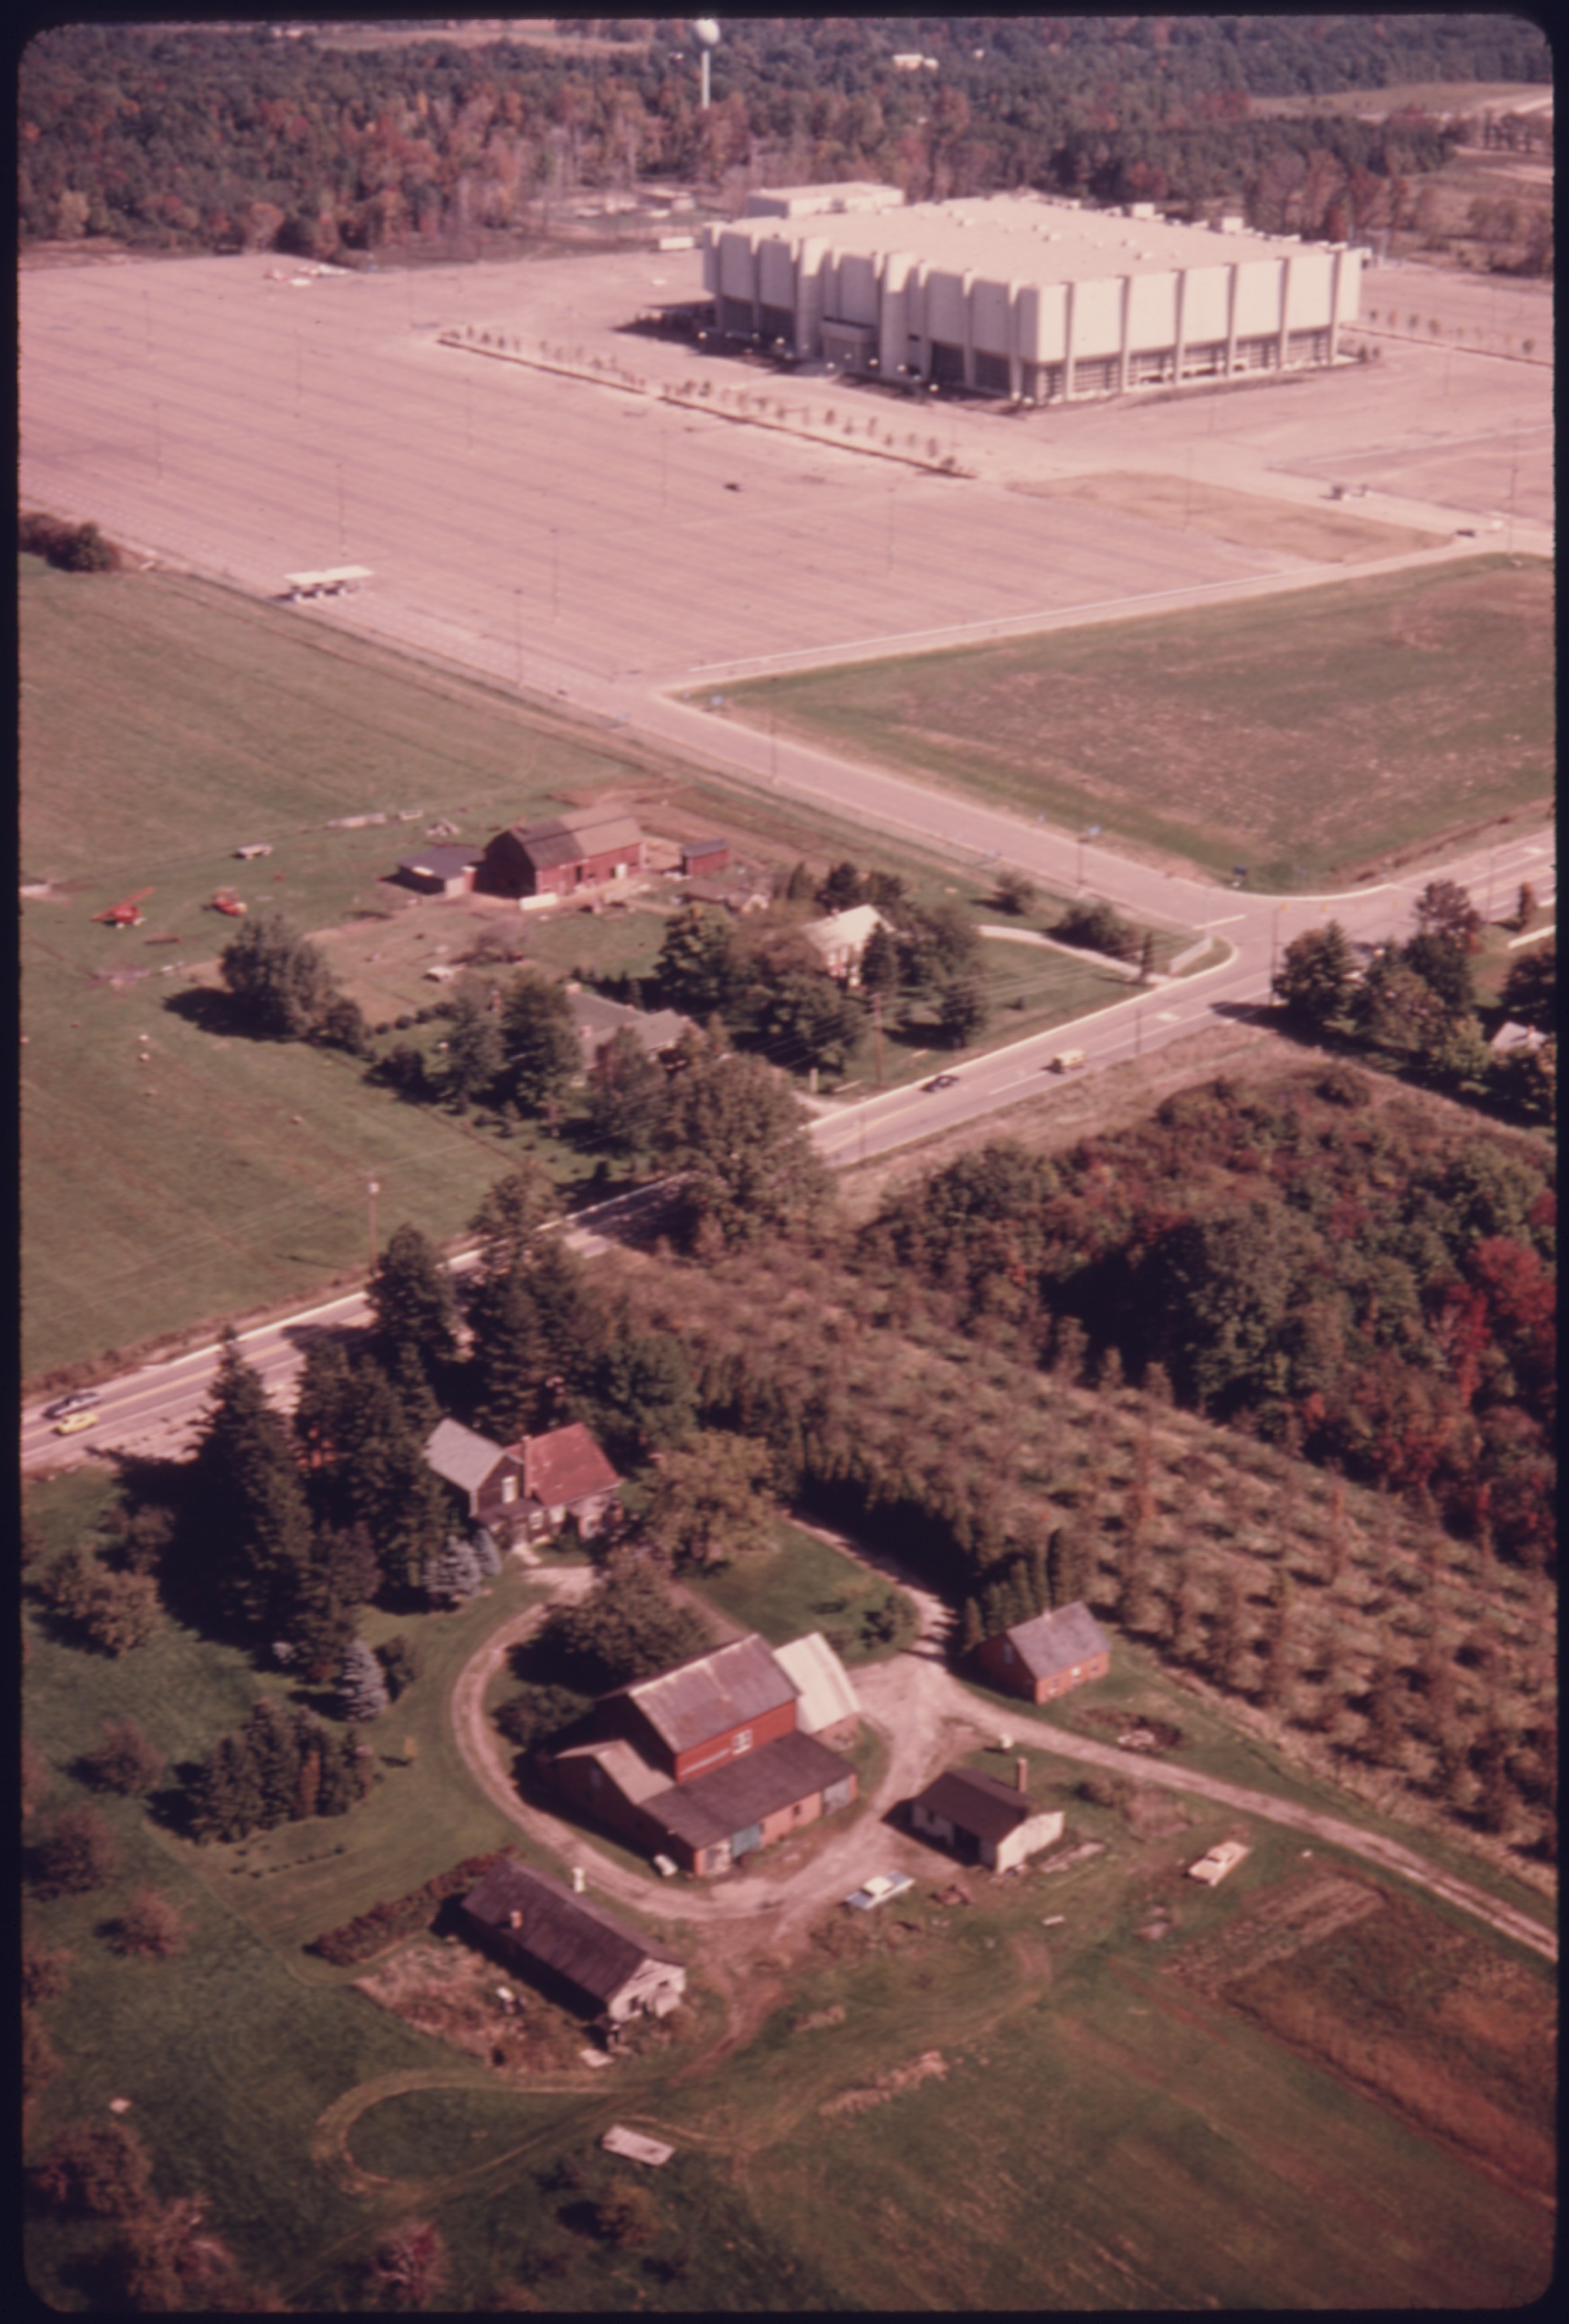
961,270,975,387
1277,251,1292,367
1223,263,1239,378
1172,265,1187,381
1326,246,1343,361
1118,273,1132,394
1007,280,1023,399
1063,277,1078,400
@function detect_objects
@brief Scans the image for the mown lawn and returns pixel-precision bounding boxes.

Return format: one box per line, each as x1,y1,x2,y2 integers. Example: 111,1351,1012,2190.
25,1469,1551,2312
686,1519,917,1664
728,555,1554,889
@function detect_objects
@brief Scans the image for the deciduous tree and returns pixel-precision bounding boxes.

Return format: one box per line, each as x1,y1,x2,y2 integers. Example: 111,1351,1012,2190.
81,1715,166,1798
1273,920,1354,1030
644,1429,776,1570
32,1804,120,1897
662,1050,834,1249
218,909,338,1039
501,971,580,1115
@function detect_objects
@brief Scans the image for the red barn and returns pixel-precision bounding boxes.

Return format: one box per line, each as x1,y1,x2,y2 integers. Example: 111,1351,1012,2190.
545,1633,858,1875
975,1601,1110,1705
480,806,644,899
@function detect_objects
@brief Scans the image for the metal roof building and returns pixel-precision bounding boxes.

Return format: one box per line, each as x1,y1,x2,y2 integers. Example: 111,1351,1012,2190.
615,1633,800,1762
704,189,1361,402
774,1632,861,1737
460,1859,685,2023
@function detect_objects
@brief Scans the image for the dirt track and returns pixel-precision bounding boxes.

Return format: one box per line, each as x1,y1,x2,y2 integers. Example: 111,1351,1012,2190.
449,1542,1556,1969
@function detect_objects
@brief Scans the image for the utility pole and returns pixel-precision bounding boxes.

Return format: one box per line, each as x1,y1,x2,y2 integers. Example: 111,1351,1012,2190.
366,1177,379,1274
872,992,883,1088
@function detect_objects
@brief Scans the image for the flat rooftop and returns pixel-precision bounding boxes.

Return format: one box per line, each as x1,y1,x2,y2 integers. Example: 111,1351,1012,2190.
719,192,1313,281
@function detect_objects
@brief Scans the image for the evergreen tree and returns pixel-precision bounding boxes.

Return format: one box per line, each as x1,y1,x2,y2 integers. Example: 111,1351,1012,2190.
243,1700,302,1827
339,1638,390,1721
317,1729,371,1815
293,1336,359,1479
816,861,863,910
376,1635,422,1699
368,1222,457,1389
188,1732,265,1844
1047,1521,1089,1609
958,1595,984,1655
468,1160,556,1281
591,1326,697,1461
194,1329,315,1636
471,1528,503,1578
423,1533,484,1608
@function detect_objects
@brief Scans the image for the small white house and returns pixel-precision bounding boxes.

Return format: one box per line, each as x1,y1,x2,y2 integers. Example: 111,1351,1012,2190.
802,904,889,988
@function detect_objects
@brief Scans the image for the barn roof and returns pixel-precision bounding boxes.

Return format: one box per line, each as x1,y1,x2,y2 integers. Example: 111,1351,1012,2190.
425,1418,510,1496
774,1632,860,1734
618,1633,798,1756
461,1860,682,2007
517,1422,621,1510
643,1728,849,1850
1002,1601,1110,1681
550,1735,673,1806
914,1766,1034,1844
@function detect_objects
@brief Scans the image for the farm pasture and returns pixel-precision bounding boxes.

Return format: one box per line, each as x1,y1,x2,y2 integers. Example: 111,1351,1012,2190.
728,556,1554,889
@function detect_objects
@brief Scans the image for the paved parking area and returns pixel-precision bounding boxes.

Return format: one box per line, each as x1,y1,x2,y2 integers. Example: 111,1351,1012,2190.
20,244,1550,711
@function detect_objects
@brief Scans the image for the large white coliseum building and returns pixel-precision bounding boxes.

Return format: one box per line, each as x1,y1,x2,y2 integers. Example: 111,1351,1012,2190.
703,187,1362,403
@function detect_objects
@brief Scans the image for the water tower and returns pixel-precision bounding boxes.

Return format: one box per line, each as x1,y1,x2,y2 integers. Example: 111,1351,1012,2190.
694,17,720,112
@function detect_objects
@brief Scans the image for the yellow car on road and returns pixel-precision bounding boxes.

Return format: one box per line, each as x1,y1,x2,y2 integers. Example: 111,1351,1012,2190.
53,1410,99,1436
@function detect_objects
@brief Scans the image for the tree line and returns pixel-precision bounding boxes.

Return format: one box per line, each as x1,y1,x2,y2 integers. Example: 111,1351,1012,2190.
19,16,1547,258
1273,876,1554,1122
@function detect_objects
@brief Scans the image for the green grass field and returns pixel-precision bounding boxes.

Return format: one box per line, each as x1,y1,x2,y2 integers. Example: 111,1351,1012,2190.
24,1470,1551,2309
728,557,1554,890
687,1518,917,1664
21,556,1167,1384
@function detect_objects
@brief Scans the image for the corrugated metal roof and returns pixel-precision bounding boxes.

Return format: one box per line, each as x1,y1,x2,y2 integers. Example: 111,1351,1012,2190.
914,1766,1033,1844
461,1860,683,2008
1004,1600,1110,1681
425,1418,509,1496
622,1634,798,1756
774,1632,861,1734
643,1728,850,1850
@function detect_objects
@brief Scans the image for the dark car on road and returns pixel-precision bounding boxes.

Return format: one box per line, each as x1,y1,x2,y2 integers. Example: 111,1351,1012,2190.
923,1073,959,1092
43,1390,99,1421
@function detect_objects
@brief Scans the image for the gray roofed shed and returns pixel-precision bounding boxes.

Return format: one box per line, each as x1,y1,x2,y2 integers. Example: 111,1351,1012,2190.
1004,1601,1110,1682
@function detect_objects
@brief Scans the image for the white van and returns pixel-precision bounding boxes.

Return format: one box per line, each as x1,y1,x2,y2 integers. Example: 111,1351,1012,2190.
1049,1049,1086,1073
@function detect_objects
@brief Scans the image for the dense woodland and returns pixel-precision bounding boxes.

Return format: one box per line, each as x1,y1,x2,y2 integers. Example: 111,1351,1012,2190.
19,16,1550,259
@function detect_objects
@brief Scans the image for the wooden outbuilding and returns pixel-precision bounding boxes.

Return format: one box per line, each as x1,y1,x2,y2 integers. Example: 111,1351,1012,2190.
975,1601,1110,1705
459,1860,685,2023
480,806,644,900
910,1763,1064,1872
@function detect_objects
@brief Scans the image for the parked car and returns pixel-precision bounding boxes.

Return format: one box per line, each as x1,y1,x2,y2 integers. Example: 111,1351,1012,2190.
923,1073,959,1092
43,1390,99,1421
53,1411,99,1436
845,1872,914,1911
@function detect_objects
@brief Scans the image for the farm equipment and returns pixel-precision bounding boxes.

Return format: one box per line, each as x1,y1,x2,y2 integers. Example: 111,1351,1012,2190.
93,888,153,929
212,889,248,916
